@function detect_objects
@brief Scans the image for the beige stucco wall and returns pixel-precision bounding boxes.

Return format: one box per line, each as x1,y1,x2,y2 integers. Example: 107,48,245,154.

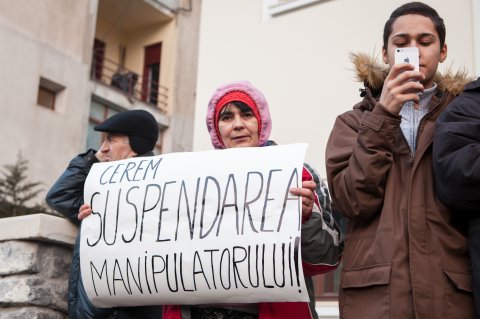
193,0,477,177
0,0,97,63
162,6,202,154
0,0,98,202
124,21,177,111
94,18,125,67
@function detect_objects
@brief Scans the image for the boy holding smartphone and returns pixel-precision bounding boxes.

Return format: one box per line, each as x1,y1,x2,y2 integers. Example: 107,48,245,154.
325,2,474,318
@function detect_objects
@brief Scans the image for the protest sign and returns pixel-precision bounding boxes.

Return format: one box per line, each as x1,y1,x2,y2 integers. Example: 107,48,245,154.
80,143,309,307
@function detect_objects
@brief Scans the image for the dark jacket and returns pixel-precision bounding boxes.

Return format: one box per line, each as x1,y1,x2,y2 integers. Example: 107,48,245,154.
46,150,99,225
46,149,162,319
434,78,480,226
326,53,474,319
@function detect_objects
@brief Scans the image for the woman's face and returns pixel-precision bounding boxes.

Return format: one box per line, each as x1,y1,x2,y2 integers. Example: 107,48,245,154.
217,103,259,149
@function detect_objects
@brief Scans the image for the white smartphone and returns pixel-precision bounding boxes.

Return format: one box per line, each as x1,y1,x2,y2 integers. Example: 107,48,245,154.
394,47,419,71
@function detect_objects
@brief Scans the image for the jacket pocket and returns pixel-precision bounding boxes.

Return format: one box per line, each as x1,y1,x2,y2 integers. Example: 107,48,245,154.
444,270,474,319
340,263,391,319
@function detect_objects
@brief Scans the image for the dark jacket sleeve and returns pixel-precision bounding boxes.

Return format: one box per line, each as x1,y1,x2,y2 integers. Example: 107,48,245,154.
326,102,402,221
433,79,480,213
45,149,99,224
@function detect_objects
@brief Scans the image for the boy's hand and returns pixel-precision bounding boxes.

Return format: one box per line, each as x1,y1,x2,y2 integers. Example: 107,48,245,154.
379,63,425,114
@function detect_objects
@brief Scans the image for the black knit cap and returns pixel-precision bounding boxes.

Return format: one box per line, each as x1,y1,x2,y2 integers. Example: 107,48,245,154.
94,110,159,155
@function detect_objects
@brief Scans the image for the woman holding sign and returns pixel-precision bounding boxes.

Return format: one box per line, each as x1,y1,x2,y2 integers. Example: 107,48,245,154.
162,81,343,319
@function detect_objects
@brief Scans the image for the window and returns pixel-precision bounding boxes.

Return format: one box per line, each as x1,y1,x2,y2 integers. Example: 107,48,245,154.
37,87,55,109
37,77,65,110
91,39,106,81
142,43,162,106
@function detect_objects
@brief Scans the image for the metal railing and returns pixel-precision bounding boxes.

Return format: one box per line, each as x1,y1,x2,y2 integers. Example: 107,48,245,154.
91,53,168,111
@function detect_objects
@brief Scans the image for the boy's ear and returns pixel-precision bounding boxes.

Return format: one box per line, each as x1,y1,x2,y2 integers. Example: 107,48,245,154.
439,43,447,63
382,46,389,64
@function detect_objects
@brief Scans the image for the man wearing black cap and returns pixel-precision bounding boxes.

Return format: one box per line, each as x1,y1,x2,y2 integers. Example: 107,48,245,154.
46,109,162,319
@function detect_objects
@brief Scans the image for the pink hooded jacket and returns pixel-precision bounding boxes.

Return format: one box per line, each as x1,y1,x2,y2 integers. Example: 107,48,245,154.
163,81,342,319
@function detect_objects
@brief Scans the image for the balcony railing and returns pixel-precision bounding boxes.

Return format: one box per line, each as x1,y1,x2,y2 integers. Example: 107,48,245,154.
91,53,168,111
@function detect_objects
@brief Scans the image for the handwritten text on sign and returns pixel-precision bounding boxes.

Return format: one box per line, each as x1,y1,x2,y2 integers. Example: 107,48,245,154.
80,144,309,307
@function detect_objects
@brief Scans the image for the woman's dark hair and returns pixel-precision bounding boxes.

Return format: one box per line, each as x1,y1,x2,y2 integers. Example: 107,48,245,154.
383,2,446,50
219,101,253,116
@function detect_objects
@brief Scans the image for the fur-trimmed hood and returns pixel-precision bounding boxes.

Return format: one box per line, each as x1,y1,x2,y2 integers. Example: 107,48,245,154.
350,52,471,97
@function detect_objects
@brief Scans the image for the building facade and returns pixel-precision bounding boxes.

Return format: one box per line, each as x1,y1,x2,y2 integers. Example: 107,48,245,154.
0,0,200,207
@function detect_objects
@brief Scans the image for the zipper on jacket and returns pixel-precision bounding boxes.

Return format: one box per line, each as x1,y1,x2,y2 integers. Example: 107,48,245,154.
407,91,447,167
399,131,415,167
407,152,414,166
414,91,447,152
404,91,447,271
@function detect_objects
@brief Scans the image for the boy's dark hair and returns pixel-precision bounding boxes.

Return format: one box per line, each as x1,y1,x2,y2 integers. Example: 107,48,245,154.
383,2,446,50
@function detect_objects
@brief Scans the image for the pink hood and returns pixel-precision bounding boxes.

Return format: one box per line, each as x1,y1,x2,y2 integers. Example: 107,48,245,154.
206,81,272,149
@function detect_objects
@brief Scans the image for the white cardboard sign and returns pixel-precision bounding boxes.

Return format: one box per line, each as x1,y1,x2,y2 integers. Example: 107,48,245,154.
80,143,309,307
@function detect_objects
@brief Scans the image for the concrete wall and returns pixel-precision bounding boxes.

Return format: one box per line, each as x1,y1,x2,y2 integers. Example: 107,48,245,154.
95,18,125,66
0,214,77,318
192,0,477,177
0,0,98,203
162,3,202,153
